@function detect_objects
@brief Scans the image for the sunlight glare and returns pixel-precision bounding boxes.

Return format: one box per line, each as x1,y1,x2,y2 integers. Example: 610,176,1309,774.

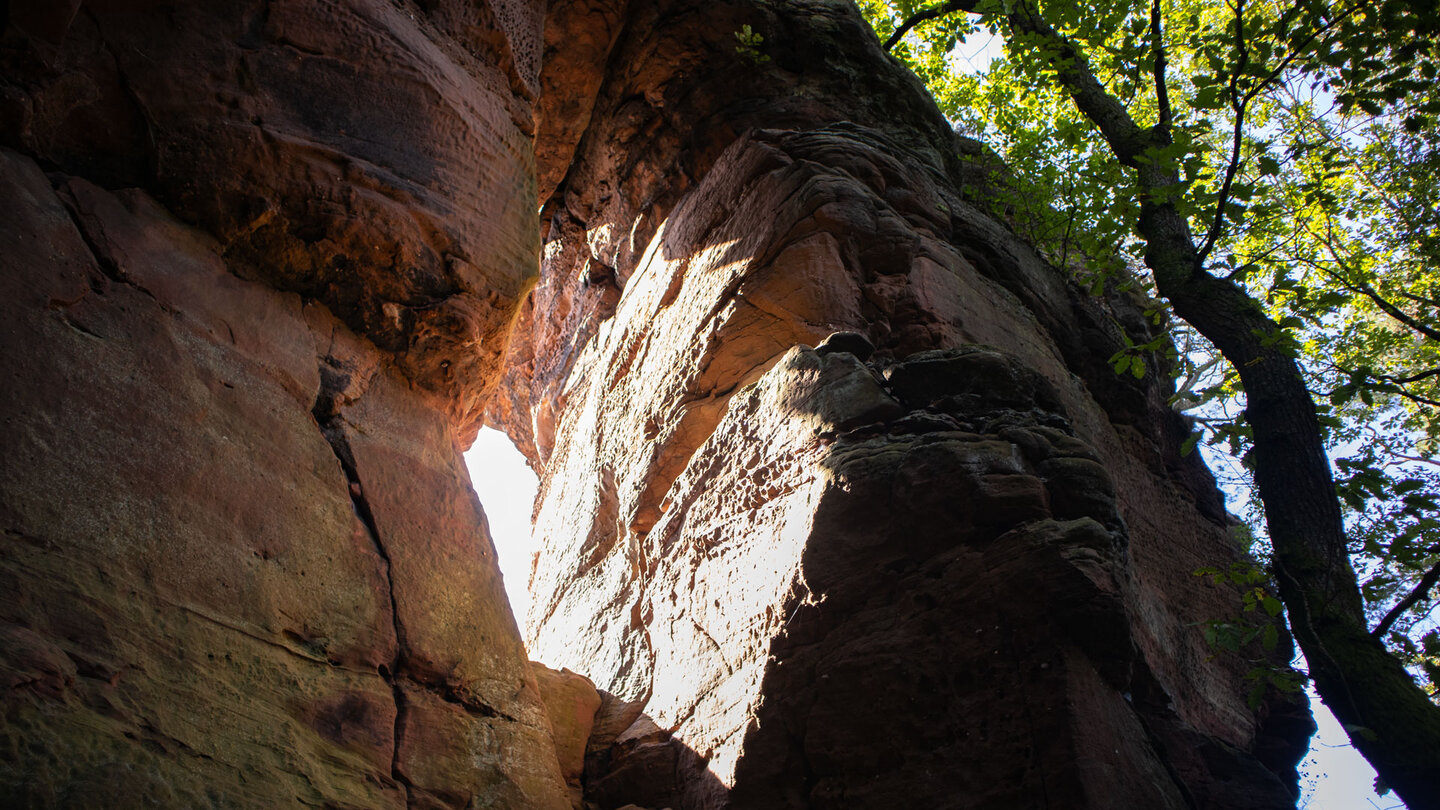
465,427,539,626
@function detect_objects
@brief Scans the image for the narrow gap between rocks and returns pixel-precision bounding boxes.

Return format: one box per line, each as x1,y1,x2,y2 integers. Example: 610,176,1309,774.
464,427,541,634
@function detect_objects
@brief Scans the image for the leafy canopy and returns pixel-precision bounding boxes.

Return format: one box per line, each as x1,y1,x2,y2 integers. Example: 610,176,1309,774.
859,0,1440,699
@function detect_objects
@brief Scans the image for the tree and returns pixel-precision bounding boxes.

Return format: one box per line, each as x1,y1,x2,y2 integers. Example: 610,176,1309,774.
858,0,1440,804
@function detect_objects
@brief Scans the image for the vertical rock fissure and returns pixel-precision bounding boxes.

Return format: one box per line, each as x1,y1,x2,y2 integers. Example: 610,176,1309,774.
1134,711,1202,810
53,185,160,306
309,357,416,802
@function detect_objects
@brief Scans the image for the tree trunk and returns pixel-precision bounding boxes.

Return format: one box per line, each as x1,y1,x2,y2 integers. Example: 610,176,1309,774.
998,3,1440,805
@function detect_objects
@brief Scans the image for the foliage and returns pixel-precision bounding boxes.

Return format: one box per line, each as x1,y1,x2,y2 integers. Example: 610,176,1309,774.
734,24,771,64
1194,561,1310,708
860,0,1440,800
864,0,1440,692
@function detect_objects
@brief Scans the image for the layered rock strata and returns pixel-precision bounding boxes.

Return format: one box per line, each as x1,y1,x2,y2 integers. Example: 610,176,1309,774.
0,0,1313,807
491,0,1313,806
1,1,569,806
3,0,541,436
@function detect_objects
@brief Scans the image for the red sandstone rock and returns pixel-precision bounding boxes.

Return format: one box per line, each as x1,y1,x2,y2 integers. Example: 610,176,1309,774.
2,0,542,437
2,0,577,802
1,0,1313,805
533,662,604,807
0,147,568,808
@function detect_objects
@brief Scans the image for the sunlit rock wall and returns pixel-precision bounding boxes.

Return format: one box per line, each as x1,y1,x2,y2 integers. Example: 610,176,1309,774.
489,0,1312,806
1,0,1312,805
0,1,569,806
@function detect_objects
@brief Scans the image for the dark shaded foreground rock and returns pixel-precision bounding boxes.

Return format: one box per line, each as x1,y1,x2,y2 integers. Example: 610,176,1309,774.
0,149,568,807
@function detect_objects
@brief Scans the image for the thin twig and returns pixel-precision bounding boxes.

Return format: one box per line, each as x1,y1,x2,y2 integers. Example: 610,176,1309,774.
1195,0,1250,267
883,0,979,51
1372,559,1440,638
1150,0,1172,139
1195,0,1363,266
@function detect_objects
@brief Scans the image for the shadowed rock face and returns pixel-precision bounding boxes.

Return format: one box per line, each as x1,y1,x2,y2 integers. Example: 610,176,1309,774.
492,0,1312,807
1,0,1310,807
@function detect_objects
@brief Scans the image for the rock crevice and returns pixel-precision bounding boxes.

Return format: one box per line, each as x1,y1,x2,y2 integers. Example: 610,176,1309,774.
1,0,1312,806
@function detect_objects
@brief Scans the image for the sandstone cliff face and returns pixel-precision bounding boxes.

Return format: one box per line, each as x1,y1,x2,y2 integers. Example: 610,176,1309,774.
2,0,1310,807
1,2,568,807
0,146,569,809
490,0,1311,806
3,0,541,437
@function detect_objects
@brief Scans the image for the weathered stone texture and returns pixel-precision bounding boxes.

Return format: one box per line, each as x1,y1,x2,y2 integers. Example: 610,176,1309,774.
1,0,1313,806
0,0,571,801
532,663,604,807
2,0,542,436
0,147,569,808
491,0,1311,807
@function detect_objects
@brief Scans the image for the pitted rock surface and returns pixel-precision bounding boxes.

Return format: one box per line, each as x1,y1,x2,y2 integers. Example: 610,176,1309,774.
0,148,568,808
0,0,1311,806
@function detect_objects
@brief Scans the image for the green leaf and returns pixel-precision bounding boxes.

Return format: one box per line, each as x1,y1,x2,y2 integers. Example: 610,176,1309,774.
1180,433,1201,457
1344,724,1380,743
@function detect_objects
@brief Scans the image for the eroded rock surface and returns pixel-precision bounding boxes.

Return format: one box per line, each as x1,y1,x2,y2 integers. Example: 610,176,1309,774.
492,0,1312,807
0,0,569,803
2,0,1313,806
0,148,569,808
2,0,541,437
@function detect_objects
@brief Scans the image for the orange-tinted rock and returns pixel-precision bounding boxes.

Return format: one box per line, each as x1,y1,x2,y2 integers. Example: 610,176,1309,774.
0,148,567,808
2,0,542,436
494,0,1311,806
2,0,578,800
532,662,604,807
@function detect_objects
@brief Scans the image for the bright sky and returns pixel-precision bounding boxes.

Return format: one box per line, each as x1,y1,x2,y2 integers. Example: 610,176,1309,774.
466,427,540,623
1301,684,1407,809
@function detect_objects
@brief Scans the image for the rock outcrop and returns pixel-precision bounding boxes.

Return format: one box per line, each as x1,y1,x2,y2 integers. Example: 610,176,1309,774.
491,0,1312,807
1,0,1311,807
1,1,567,806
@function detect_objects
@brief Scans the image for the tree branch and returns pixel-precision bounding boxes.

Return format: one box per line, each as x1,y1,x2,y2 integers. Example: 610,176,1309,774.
1151,0,1172,139
1399,288,1440,310
1366,286,1440,342
1349,278,1440,342
883,0,978,51
1003,3,1156,166
1195,0,1363,266
1371,382,1440,409
1195,0,1249,267
1372,559,1440,639
1309,233,1440,342
1379,368,1440,385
